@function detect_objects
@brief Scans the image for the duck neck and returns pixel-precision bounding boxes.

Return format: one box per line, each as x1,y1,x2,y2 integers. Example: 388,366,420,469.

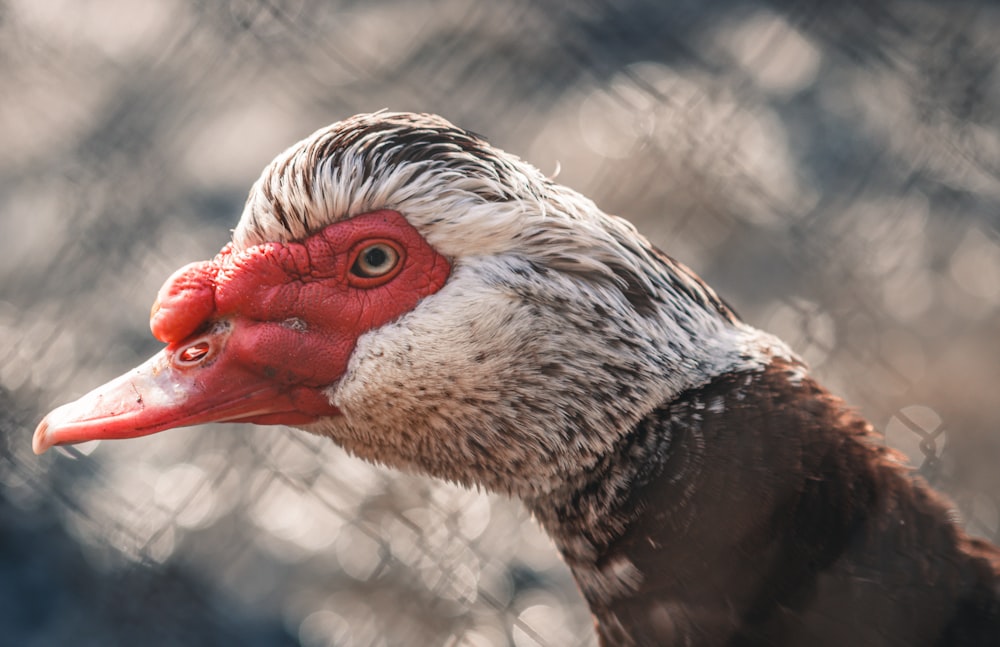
523,367,715,599
524,359,864,627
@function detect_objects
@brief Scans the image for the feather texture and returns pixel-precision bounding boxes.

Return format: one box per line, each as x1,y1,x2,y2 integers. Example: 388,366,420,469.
35,111,1000,645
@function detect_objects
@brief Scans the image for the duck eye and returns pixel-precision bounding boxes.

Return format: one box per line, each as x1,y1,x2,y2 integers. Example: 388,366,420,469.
351,242,400,279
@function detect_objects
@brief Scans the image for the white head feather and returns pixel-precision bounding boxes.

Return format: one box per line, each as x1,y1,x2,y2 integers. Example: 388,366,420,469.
232,112,795,500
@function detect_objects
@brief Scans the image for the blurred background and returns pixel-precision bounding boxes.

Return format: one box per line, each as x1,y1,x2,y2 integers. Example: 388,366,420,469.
2,0,1000,645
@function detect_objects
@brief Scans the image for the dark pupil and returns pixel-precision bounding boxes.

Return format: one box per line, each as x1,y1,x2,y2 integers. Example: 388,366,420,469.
365,246,388,268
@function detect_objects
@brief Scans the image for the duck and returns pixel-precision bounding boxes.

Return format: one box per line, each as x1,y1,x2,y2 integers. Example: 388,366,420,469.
33,111,1000,646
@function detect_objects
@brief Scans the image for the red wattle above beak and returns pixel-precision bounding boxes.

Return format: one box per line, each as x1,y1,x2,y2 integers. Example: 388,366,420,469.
32,343,341,455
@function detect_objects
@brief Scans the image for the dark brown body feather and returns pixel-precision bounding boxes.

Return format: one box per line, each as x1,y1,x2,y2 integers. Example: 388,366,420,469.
535,361,1000,646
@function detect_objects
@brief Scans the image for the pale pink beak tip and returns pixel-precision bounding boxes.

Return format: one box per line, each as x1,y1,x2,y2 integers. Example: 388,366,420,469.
32,417,53,455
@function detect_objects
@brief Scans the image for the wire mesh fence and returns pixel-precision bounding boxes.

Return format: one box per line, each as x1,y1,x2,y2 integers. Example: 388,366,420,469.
2,0,1000,645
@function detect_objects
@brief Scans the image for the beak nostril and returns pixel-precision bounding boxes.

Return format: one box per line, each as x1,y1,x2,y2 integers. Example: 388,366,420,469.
178,341,211,365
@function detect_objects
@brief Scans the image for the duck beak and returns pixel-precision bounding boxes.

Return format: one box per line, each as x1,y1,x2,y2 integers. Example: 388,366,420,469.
32,342,339,455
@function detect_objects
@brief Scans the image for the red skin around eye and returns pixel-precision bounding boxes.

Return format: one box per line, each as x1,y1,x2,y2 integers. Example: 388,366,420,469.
33,210,452,454
209,210,451,388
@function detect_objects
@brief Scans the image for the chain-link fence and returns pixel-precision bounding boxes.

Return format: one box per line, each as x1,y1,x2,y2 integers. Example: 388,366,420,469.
3,1,1000,645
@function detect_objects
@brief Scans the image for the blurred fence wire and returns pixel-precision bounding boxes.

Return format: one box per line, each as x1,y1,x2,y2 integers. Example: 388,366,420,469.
2,0,1000,645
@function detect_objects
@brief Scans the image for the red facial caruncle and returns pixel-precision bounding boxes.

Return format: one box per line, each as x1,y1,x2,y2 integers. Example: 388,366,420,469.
32,210,451,454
